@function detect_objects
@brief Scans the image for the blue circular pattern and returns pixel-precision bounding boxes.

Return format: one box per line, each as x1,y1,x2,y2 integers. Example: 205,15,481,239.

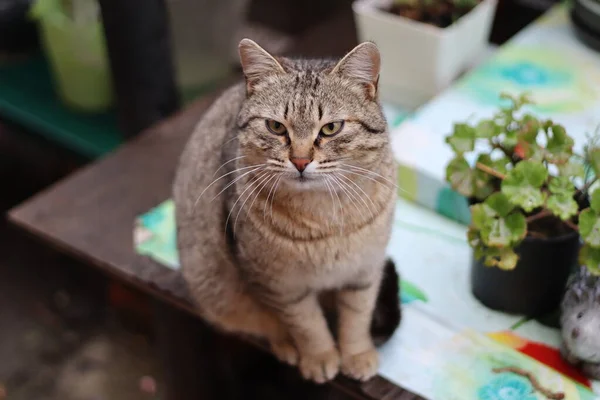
477,375,537,400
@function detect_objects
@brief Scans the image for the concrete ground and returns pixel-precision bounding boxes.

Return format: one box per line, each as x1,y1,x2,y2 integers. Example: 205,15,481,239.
0,123,165,400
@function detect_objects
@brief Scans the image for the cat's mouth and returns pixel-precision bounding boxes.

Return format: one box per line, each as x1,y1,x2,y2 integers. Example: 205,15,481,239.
284,173,326,190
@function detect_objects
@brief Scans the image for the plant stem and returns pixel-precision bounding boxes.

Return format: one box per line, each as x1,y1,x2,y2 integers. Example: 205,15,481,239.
492,367,564,400
564,219,579,232
475,162,506,180
580,177,598,194
525,210,551,224
527,231,546,239
527,208,578,232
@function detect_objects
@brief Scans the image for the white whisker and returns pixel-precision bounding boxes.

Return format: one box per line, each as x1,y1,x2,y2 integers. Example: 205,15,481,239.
193,164,265,208
247,173,279,223
213,155,246,177
269,175,284,221
234,172,274,235
226,171,269,235
341,164,399,188
322,177,337,224
264,174,281,220
324,176,344,234
334,173,375,220
337,174,378,218
339,168,410,196
221,135,240,149
267,159,286,166
329,174,363,217
210,165,266,202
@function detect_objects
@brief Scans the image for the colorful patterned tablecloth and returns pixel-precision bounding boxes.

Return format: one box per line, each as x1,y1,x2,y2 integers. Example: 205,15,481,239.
134,198,599,399
387,5,600,224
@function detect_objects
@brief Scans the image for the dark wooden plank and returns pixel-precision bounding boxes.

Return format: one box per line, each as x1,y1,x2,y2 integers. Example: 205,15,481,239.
7,11,425,400
9,88,219,312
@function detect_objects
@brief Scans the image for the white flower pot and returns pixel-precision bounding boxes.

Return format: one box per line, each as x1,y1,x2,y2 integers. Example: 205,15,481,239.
353,0,497,109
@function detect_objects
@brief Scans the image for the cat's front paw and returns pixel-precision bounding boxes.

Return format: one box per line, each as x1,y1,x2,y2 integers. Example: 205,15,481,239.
299,348,340,384
582,362,600,380
270,338,299,366
341,347,379,382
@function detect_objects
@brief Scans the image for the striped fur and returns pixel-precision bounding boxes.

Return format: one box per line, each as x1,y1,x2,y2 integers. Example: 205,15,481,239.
174,40,397,383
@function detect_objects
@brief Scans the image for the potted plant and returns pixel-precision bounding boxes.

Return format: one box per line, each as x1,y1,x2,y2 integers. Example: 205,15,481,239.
352,0,497,109
444,93,600,317
30,0,113,112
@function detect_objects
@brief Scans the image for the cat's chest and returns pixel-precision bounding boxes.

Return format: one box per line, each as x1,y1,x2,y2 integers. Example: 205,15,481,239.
239,213,392,289
282,234,388,289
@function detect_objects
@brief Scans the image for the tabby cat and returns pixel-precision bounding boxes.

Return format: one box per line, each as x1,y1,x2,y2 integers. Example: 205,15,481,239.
174,39,398,383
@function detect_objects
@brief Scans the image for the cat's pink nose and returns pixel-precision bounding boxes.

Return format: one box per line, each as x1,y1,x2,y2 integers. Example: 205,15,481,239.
291,157,311,172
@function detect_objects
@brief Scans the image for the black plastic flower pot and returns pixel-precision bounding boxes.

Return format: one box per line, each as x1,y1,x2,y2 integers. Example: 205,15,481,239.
471,231,581,317
570,0,600,52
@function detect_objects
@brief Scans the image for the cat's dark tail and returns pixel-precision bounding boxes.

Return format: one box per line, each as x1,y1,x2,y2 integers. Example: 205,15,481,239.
371,258,402,346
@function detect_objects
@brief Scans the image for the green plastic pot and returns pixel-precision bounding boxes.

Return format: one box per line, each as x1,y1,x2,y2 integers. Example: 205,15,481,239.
31,0,113,112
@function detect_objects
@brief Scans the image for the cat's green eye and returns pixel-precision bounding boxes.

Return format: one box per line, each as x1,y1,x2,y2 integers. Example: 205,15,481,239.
320,121,344,137
266,119,287,135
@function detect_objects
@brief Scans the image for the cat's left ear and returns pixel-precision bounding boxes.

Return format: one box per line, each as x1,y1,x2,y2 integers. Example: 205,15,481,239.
331,42,381,100
239,38,286,95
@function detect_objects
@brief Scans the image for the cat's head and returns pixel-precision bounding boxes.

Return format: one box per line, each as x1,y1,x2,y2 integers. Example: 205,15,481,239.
236,39,389,190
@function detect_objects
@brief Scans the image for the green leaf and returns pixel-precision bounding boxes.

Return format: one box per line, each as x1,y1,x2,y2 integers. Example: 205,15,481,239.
505,212,527,241
521,142,546,163
557,161,585,179
467,227,481,248
504,130,519,148
475,120,500,138
546,124,574,164
478,154,509,174
547,194,578,220
586,146,600,179
471,204,494,230
489,248,519,270
446,123,476,154
501,161,548,212
480,210,526,247
485,192,514,217
549,176,575,196
591,189,600,212
474,246,486,262
579,208,600,247
473,155,496,199
500,92,532,110
492,157,511,175
446,156,474,197
517,92,533,107
482,219,513,247
480,247,520,270
579,245,600,275
518,114,540,143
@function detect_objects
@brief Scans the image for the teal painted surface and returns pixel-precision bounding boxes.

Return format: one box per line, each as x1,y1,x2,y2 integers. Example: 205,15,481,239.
435,187,471,226
0,53,122,157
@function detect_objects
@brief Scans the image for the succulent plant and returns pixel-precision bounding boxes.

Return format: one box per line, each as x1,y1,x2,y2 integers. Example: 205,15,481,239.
445,93,600,273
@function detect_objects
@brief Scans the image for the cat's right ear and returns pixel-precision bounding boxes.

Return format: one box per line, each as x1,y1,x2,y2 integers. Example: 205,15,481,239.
238,39,285,95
